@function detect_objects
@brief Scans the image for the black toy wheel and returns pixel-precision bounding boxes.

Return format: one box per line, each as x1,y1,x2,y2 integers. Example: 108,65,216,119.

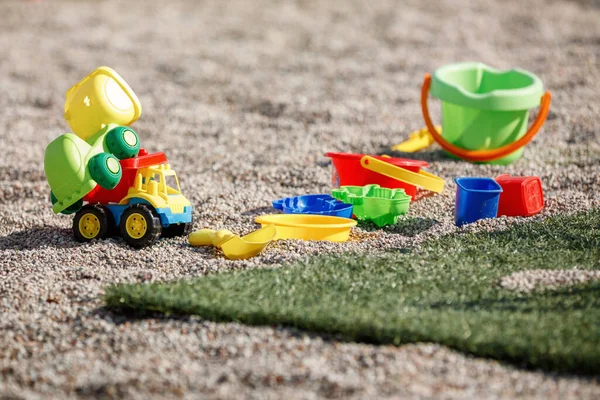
51,191,83,215
73,204,112,242
89,153,122,189
119,204,162,248
161,221,193,238
106,126,140,160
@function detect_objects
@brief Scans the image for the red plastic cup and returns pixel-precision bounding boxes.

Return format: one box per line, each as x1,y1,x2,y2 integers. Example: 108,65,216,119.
495,174,544,217
324,152,429,199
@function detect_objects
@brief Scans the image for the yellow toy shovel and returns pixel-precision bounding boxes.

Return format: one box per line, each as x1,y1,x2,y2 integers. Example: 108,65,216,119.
189,224,277,260
390,126,440,153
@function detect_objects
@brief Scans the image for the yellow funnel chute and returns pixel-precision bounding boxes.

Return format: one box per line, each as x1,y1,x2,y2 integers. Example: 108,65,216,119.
64,66,142,140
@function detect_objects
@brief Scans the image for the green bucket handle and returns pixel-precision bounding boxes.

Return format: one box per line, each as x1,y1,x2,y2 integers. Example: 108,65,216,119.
421,73,552,163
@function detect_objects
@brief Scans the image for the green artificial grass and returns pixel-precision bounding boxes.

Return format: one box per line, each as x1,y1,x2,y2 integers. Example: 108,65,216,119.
106,210,600,374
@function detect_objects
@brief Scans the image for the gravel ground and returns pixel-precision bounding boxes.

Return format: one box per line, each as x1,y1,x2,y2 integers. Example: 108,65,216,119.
499,269,600,293
1,0,599,398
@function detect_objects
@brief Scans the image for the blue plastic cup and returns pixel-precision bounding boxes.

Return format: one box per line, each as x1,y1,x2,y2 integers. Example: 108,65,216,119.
454,177,503,226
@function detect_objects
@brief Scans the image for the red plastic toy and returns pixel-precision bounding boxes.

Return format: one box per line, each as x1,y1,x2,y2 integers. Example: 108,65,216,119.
324,152,429,199
495,174,544,217
84,149,167,204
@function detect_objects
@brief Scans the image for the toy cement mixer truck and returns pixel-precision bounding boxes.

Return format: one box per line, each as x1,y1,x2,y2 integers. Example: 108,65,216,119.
44,67,193,248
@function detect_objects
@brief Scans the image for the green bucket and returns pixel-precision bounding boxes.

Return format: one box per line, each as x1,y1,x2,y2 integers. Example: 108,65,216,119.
422,62,549,165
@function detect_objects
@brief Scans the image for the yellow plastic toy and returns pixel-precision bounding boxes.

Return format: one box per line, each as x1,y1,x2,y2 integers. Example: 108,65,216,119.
189,225,277,260
390,126,440,153
360,156,445,193
254,214,357,242
64,66,142,140
122,164,191,214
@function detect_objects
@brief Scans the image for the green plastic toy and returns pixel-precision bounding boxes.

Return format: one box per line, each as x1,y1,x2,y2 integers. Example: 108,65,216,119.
421,62,550,165
331,184,411,227
44,67,142,214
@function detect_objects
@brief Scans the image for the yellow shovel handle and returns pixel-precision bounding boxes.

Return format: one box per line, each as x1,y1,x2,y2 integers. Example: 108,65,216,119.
189,229,235,247
360,156,445,193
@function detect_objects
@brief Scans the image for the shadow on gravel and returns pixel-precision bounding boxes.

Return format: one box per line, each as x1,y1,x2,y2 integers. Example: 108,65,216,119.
93,305,347,344
381,148,456,163
358,217,438,237
241,206,277,216
427,284,600,313
0,226,83,250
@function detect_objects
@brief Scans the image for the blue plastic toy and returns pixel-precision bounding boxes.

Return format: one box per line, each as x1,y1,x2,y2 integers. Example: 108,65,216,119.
454,177,503,226
272,194,353,218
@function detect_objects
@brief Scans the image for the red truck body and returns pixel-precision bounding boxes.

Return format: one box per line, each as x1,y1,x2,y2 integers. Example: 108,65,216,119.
84,148,168,204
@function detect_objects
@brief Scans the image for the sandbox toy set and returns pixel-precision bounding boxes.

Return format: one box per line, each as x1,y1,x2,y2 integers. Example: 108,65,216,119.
43,63,549,255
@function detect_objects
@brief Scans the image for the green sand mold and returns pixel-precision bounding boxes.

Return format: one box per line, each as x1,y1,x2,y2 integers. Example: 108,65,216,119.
332,184,410,227
431,62,545,165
